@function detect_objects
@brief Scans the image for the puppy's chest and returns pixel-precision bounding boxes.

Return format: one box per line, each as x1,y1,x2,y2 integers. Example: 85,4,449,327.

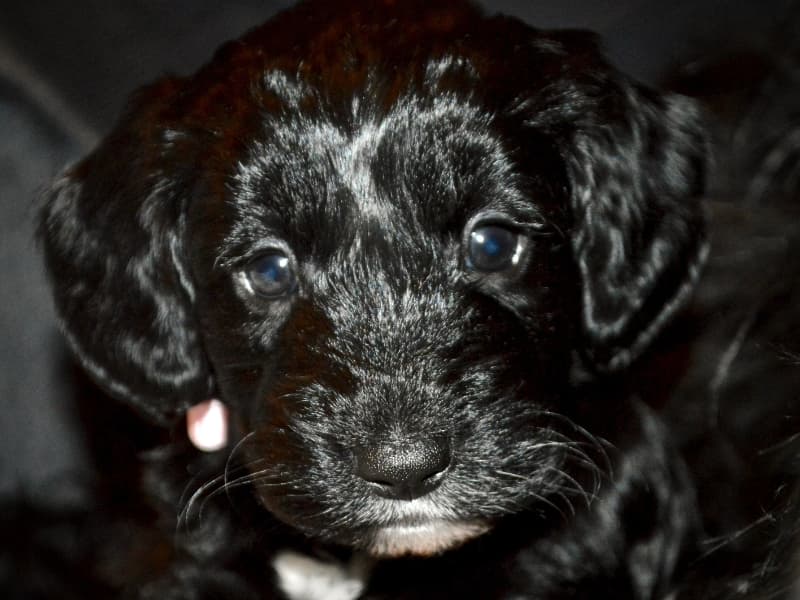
272,549,372,600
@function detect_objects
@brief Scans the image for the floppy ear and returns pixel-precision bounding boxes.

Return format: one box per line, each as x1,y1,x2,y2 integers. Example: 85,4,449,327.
523,36,708,372
567,81,707,371
566,85,708,371
39,80,213,425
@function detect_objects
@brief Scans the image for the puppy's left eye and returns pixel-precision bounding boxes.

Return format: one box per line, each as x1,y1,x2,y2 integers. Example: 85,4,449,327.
466,224,522,272
244,252,296,298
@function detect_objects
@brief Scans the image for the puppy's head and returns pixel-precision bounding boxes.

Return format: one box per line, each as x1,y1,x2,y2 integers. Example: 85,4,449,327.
40,0,706,557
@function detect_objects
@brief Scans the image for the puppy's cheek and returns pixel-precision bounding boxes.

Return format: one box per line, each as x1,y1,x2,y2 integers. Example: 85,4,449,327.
186,399,229,452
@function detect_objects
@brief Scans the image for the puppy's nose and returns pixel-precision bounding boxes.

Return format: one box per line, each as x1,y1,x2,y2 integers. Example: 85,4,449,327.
354,438,451,500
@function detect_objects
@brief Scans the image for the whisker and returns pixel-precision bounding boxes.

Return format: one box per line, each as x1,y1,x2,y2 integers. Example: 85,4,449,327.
177,432,261,532
224,432,258,500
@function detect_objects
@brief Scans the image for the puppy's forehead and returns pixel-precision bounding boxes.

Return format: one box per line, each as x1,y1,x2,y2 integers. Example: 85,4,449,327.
230,65,522,245
182,0,582,258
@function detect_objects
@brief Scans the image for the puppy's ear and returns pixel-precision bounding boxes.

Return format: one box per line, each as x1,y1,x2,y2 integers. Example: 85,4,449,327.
567,85,708,371
525,39,708,371
39,80,213,424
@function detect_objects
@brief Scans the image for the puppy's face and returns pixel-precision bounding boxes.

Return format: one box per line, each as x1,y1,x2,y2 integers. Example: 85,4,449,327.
191,71,579,555
40,0,707,558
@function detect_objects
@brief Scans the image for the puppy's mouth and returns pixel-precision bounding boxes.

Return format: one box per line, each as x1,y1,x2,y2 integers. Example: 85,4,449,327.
366,519,489,557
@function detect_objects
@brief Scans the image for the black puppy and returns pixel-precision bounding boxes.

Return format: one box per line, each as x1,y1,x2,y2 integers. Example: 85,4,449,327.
39,1,709,597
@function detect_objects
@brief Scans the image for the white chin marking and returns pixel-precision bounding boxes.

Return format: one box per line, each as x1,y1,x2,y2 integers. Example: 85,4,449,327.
368,521,489,558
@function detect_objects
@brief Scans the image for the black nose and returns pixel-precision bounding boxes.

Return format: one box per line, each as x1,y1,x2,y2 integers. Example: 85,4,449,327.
354,437,451,500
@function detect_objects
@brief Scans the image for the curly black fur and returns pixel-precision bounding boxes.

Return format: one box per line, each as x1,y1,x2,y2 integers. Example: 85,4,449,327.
32,1,799,598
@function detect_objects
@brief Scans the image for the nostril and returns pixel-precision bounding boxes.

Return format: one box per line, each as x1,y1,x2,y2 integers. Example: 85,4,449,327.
354,437,451,500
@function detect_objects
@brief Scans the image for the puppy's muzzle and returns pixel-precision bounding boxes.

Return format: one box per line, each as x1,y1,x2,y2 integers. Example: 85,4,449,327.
354,437,451,500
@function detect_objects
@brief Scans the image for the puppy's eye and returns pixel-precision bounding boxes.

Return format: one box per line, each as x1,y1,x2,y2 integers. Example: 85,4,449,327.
467,224,521,272
245,252,296,298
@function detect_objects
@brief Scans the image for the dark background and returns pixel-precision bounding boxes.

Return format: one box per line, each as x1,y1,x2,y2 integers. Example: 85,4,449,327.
0,0,793,508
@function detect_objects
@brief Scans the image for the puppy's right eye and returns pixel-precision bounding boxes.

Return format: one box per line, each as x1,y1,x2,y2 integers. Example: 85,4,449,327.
244,252,296,298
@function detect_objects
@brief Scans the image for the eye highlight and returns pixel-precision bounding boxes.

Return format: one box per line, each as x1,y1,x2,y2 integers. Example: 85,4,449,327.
244,251,296,298
466,223,522,272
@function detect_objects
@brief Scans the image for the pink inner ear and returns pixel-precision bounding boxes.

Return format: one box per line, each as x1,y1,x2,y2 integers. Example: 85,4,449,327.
186,398,229,452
